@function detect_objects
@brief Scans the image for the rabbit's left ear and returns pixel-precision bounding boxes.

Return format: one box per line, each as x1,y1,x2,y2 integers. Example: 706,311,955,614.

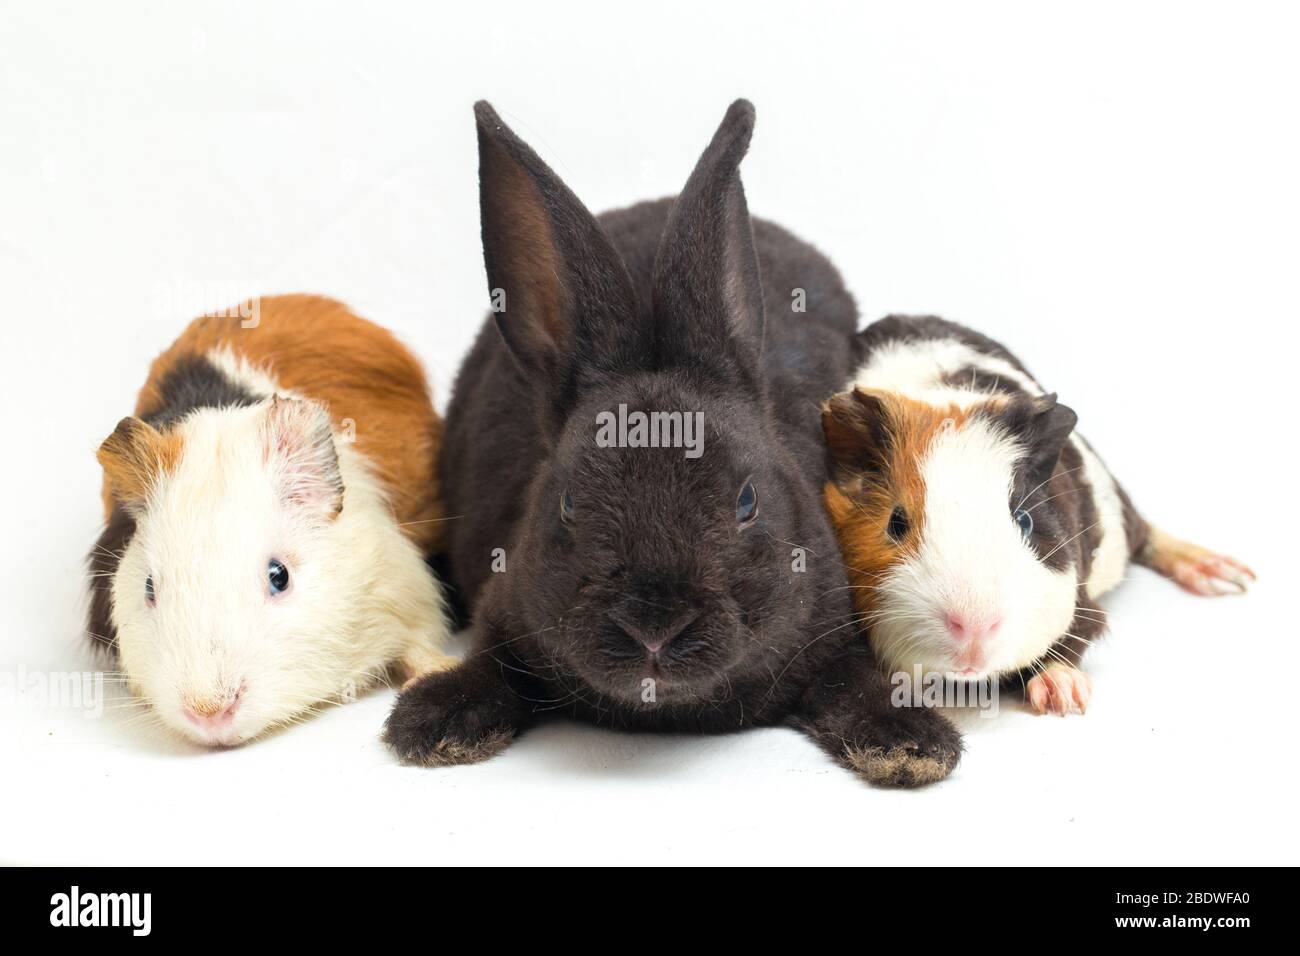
652,100,764,382
475,101,640,387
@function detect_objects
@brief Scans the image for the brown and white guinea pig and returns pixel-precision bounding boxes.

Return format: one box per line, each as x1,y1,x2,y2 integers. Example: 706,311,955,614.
821,315,1254,716
87,294,455,746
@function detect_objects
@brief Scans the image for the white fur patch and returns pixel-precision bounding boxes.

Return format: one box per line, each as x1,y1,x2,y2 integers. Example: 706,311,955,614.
205,345,288,400
1072,435,1128,599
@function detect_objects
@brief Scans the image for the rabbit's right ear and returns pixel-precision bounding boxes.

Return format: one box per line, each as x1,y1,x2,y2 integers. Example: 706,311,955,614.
474,101,640,386
651,100,764,385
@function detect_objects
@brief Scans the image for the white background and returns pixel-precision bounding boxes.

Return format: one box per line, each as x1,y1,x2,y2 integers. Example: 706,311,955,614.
2,0,1296,865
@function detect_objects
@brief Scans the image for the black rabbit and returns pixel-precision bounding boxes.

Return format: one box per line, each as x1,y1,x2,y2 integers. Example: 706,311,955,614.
384,100,962,786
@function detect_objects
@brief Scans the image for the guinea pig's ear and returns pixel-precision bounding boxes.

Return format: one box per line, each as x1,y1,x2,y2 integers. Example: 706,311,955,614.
97,416,180,509
821,388,894,481
474,101,640,390
1020,393,1079,484
651,100,764,385
261,398,344,520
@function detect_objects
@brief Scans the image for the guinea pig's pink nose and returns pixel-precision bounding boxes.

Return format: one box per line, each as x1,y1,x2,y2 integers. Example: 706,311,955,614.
945,612,1002,646
183,691,242,730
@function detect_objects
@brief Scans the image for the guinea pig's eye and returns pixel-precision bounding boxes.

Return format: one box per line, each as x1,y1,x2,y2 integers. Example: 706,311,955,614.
559,490,575,525
736,479,758,527
1014,508,1034,538
267,559,290,596
887,506,910,542
144,575,156,606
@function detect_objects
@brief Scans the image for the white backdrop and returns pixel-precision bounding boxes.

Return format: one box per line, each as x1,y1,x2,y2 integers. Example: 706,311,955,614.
1,0,1295,865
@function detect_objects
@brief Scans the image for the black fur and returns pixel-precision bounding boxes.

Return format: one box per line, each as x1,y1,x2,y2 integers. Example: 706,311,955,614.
138,355,262,429
385,102,961,786
973,394,1079,575
87,505,134,652
86,355,259,652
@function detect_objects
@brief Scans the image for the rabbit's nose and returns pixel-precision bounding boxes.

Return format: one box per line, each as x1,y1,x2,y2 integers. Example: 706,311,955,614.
612,608,700,655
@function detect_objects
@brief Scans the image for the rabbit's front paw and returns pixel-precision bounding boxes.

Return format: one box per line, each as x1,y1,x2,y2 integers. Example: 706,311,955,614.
383,665,518,767
840,707,962,788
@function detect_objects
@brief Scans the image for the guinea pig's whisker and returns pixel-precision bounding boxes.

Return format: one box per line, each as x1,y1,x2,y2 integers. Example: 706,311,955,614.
526,665,598,709
808,604,873,625
289,697,342,710
1040,520,1103,564
763,530,894,594
532,689,590,712
765,615,867,697
758,529,820,558
472,623,558,657
1025,486,1087,514
104,699,154,711
1015,463,1090,511
394,513,465,528
1043,647,1074,667
486,651,540,683
116,709,165,729
820,567,896,591
864,601,930,625
1061,632,1098,647
1071,612,1108,625
881,632,926,667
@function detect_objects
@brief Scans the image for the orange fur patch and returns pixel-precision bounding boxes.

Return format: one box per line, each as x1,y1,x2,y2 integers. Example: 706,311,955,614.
97,416,184,505
821,388,977,622
117,295,445,553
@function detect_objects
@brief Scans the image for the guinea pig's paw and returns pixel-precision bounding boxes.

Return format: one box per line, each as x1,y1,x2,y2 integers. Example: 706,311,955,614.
1172,552,1255,597
843,710,963,788
1027,665,1092,716
1146,528,1255,596
382,674,516,768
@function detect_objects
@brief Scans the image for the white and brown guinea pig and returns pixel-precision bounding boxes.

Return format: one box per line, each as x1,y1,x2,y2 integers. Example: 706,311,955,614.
88,294,455,746
821,315,1254,716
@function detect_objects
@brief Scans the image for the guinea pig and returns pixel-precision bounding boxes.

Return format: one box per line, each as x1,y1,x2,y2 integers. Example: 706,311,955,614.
821,315,1254,715
87,294,455,746
383,102,962,788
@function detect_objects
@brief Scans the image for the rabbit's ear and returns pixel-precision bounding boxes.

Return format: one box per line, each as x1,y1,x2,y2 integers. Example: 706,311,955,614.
475,101,639,384
652,100,764,381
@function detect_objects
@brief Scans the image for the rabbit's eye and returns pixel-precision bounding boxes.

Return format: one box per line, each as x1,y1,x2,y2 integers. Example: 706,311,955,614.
145,575,156,606
1014,508,1034,538
736,479,758,527
560,490,575,525
887,506,910,541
